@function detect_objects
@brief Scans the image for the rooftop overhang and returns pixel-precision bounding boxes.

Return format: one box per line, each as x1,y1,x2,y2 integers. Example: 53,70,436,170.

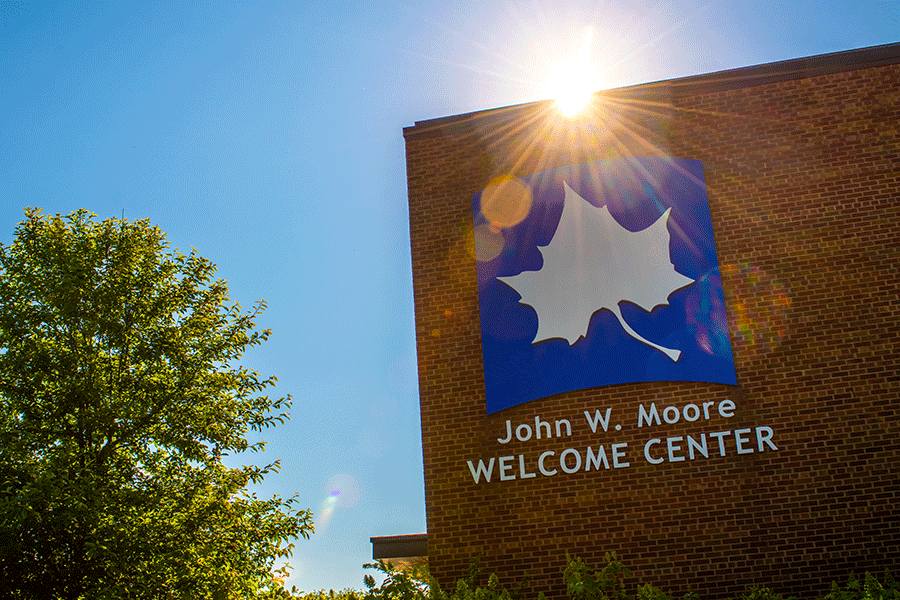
370,534,428,559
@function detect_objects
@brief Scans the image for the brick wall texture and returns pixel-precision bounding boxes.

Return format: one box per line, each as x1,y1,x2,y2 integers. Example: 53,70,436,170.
403,45,900,600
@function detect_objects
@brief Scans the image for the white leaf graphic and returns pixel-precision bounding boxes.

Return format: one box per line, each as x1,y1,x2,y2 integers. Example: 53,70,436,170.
498,183,695,360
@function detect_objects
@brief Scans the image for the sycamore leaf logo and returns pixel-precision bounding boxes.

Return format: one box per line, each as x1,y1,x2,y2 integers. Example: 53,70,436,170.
498,183,695,360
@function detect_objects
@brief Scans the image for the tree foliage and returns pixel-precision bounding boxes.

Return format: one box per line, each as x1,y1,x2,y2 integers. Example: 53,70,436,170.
0,209,312,599
564,552,631,600
344,555,897,600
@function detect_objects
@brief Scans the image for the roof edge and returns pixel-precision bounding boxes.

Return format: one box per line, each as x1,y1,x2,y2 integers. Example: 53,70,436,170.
370,534,428,559
370,533,428,543
403,41,900,139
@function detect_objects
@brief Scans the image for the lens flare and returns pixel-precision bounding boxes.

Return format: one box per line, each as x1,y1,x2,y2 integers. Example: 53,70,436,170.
316,474,361,531
685,271,732,359
479,176,533,230
316,489,341,530
473,223,505,262
722,263,792,357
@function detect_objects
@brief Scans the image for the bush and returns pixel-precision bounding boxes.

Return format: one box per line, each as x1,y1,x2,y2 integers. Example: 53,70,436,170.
563,553,632,600
822,571,900,600
324,554,896,600
296,589,364,600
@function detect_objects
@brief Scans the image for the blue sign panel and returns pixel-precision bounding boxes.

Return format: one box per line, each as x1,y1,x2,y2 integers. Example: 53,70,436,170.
474,157,736,414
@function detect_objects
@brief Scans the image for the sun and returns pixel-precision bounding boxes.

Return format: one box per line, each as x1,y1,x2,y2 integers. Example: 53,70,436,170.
544,27,601,117
551,68,596,117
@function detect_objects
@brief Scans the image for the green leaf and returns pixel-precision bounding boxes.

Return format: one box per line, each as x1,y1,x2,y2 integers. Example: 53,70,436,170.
0,208,311,599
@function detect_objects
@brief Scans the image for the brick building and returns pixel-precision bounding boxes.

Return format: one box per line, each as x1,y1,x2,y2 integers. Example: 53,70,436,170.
401,43,900,599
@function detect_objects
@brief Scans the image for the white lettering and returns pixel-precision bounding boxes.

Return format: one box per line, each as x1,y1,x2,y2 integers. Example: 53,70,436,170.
687,434,708,459
644,438,664,464
555,419,572,437
519,454,536,479
640,401,737,427
638,403,661,427
612,443,629,468
498,421,512,444
718,400,736,418
734,428,753,454
534,416,551,439
584,409,611,433
709,431,729,456
683,403,700,422
467,458,495,483
479,423,775,483
667,436,685,462
585,446,610,471
560,448,582,474
515,423,532,442
662,406,680,424
538,451,557,476
756,426,777,451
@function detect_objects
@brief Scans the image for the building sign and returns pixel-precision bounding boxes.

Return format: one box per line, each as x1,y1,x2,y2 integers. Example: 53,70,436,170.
474,157,736,414
465,401,779,484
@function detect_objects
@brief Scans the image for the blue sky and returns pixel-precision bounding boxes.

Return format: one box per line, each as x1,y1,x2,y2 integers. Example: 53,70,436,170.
1,0,897,592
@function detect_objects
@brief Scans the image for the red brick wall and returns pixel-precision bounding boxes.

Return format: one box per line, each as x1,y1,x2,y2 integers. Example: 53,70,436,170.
404,50,900,599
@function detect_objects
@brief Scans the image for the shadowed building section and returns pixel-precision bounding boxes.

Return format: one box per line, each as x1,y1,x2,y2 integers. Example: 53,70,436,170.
371,534,428,572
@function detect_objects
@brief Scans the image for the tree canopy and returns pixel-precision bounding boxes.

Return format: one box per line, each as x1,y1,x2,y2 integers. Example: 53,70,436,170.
0,209,312,599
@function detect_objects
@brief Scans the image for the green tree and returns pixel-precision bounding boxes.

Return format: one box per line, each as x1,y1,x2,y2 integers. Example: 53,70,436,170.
0,209,312,599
